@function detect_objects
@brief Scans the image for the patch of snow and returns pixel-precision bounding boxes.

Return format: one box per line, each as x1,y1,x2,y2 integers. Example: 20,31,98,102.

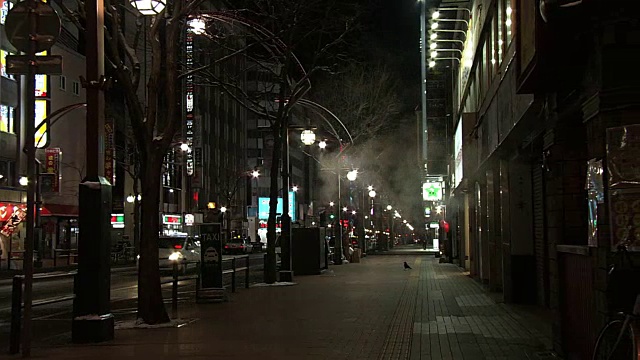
74,314,104,321
114,318,195,330
153,136,163,141
81,181,102,189
251,281,297,287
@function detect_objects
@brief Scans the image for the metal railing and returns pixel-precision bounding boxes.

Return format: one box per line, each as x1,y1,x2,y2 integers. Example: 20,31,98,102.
8,255,263,354
53,248,78,267
10,271,77,354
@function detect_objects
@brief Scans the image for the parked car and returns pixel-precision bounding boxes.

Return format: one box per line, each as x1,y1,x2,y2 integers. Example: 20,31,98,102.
223,239,251,255
158,236,200,274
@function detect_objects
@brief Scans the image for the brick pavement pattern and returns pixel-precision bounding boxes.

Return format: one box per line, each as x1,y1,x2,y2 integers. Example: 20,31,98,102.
25,253,551,360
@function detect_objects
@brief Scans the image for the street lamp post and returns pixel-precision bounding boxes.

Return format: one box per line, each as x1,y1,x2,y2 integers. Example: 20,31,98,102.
279,116,293,282
72,0,114,344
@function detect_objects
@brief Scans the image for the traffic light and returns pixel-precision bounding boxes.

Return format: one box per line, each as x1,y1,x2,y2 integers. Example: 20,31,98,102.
329,214,335,220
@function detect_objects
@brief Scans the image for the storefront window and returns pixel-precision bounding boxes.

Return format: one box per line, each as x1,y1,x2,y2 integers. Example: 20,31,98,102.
0,104,15,133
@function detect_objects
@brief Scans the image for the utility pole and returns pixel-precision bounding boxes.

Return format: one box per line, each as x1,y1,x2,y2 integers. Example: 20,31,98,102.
72,0,114,343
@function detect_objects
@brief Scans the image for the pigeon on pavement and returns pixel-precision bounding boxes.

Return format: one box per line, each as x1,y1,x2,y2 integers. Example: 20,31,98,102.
404,261,412,270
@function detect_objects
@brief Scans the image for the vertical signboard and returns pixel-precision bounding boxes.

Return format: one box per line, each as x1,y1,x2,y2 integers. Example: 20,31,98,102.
184,28,195,176
199,223,223,288
192,115,202,188
45,147,60,192
35,99,48,148
104,121,114,184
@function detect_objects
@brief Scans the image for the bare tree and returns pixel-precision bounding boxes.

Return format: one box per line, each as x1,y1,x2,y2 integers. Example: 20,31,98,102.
213,168,248,241
194,0,361,283
313,62,402,146
55,0,208,324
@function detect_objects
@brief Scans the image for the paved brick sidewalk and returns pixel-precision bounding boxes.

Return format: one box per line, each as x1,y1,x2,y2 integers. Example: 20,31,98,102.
17,255,552,359
410,259,553,360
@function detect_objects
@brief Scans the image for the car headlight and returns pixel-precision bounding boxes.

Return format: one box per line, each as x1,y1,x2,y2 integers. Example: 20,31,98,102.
168,252,183,261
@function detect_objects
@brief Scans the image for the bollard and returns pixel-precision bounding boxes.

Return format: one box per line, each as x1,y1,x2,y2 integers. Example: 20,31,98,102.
231,258,236,293
263,253,267,283
245,256,250,288
195,262,201,299
172,262,178,319
9,276,23,354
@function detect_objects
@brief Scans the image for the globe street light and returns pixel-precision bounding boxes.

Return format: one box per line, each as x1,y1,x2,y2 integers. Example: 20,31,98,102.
126,194,135,203
367,185,373,191
300,129,316,145
318,140,327,149
292,185,299,192
346,170,358,181
220,206,227,213
251,170,260,178
329,201,334,207
130,0,166,15
188,18,206,35
387,205,392,211
180,143,190,152
368,190,376,198
19,176,28,186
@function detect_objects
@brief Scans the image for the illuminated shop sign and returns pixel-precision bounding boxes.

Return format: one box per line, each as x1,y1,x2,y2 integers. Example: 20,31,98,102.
35,100,48,148
257,192,296,221
45,147,61,193
423,181,443,201
184,29,195,175
111,213,125,228
185,213,195,226
1,0,13,25
162,214,182,225
453,119,463,189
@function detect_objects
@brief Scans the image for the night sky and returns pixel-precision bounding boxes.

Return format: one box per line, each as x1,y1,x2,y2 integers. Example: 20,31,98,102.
364,0,421,107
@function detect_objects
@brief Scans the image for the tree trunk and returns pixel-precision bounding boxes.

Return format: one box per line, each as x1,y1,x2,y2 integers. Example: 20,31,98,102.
265,125,283,284
137,151,170,324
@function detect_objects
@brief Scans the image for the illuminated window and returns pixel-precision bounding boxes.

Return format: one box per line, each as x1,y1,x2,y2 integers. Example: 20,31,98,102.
0,104,15,133
0,50,15,80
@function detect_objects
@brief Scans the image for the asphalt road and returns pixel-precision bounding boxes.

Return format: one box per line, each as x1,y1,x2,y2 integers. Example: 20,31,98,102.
0,253,266,352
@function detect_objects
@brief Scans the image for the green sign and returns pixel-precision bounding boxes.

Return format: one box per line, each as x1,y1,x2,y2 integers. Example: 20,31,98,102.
422,181,443,201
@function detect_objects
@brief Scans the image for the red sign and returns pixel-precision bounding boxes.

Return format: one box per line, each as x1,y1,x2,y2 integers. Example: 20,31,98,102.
162,214,182,225
0,203,26,236
45,147,60,192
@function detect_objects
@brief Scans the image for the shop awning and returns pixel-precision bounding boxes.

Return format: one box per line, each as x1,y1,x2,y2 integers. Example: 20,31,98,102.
41,204,79,217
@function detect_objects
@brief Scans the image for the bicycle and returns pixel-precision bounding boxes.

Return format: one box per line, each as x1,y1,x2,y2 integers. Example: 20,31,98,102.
592,245,640,360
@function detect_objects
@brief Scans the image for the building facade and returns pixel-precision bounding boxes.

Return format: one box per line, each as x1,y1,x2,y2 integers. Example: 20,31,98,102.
0,0,90,266
423,0,640,358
